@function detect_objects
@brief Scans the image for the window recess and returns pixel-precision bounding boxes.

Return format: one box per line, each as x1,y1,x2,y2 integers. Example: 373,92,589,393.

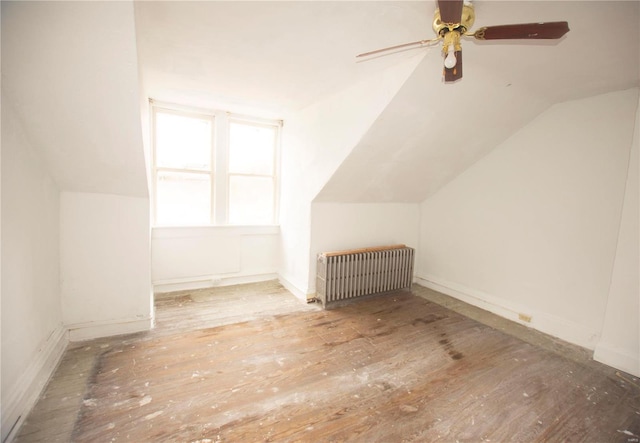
151,101,280,227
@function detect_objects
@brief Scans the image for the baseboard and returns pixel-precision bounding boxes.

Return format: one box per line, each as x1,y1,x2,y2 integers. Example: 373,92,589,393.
67,316,153,342
154,272,312,303
594,342,640,377
153,272,278,294
277,274,313,302
415,274,599,350
1,324,68,443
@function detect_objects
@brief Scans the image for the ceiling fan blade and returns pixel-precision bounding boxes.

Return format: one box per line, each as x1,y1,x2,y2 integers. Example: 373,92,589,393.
356,38,439,58
472,21,570,40
437,0,464,24
443,50,462,83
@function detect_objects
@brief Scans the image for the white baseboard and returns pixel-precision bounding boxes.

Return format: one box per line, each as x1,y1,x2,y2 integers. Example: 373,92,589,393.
153,272,278,294
154,272,313,303
278,274,313,302
594,342,640,377
415,274,599,350
1,324,68,443
67,316,153,342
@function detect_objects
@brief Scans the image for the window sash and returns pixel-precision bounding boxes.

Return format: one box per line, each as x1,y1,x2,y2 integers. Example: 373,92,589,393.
155,170,212,226
150,101,280,227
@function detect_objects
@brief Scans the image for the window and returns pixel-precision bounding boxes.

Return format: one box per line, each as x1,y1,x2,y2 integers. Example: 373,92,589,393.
151,102,280,226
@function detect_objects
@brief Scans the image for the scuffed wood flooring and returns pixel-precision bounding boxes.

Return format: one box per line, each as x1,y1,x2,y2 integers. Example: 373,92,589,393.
16,281,640,442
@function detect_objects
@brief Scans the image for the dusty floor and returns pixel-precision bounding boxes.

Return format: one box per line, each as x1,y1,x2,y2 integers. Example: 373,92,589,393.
15,281,640,442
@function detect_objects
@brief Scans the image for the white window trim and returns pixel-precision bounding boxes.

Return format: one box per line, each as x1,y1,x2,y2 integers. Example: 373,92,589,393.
150,99,282,227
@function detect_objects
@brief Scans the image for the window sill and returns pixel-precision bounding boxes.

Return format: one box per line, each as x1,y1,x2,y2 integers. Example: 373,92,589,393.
152,224,280,238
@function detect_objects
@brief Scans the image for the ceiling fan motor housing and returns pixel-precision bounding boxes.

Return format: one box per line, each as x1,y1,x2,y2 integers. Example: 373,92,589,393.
433,4,476,36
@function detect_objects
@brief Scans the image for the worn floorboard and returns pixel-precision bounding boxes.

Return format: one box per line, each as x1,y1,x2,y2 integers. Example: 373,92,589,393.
15,281,640,442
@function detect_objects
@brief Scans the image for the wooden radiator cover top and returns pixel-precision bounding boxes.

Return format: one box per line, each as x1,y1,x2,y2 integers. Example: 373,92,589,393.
319,244,407,258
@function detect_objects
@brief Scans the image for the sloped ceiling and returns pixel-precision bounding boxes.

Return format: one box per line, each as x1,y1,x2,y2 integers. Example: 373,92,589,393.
315,1,640,202
2,1,148,198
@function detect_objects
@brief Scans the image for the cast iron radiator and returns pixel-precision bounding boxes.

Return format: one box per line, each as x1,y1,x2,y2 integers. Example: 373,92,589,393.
316,244,414,308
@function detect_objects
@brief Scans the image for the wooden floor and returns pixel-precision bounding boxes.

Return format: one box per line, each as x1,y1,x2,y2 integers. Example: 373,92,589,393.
15,281,640,442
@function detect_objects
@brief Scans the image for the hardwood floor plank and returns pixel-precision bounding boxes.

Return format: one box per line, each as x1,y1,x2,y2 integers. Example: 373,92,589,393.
15,282,640,442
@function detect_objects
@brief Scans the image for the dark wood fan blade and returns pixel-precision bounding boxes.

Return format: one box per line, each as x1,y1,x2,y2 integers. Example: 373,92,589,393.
473,21,569,40
438,0,463,24
443,50,462,82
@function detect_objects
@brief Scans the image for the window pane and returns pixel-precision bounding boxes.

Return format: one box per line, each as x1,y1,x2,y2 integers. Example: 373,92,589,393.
229,122,275,175
155,112,212,170
228,176,274,225
156,171,210,225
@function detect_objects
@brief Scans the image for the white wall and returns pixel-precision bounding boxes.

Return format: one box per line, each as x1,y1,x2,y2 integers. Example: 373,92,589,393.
279,54,424,297
151,226,280,292
594,95,640,376
417,88,639,354
1,96,66,442
309,203,420,294
60,192,152,341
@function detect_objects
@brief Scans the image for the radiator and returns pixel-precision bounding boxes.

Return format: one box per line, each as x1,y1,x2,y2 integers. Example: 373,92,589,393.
316,244,415,308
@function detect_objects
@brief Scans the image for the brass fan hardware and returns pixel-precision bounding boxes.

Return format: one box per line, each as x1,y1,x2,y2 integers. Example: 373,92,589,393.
356,0,569,83
432,3,475,37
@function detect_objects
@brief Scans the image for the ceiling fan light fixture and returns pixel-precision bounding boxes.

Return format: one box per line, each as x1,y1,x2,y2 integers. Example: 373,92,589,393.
444,46,457,69
442,30,461,69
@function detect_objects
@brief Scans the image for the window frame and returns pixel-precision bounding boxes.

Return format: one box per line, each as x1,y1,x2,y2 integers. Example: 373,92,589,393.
150,100,281,227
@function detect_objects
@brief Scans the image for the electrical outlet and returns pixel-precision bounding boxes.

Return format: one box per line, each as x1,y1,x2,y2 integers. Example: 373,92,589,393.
518,313,532,323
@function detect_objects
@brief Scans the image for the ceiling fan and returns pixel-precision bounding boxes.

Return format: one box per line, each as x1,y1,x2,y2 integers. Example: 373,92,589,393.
357,0,570,83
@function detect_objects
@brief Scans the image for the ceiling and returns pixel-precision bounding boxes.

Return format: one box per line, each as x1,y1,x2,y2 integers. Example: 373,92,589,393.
3,1,638,202
135,1,639,203
134,1,640,118
134,1,433,118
